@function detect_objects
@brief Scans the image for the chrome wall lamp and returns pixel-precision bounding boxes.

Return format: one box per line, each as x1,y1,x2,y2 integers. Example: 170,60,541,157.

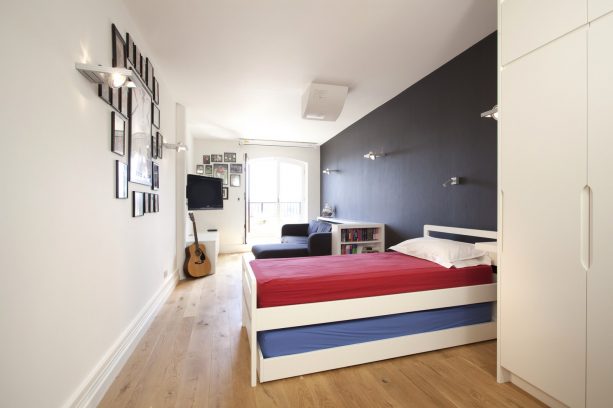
75,63,137,89
481,105,498,120
322,168,339,175
163,142,189,152
442,177,460,187
363,151,386,160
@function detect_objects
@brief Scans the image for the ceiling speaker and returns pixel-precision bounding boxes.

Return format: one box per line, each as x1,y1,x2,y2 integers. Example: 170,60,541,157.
301,82,348,121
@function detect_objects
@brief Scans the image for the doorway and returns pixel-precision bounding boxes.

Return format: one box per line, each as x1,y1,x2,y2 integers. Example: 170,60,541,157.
246,157,307,244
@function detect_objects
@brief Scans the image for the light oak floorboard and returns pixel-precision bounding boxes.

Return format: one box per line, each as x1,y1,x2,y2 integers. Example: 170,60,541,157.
100,254,546,408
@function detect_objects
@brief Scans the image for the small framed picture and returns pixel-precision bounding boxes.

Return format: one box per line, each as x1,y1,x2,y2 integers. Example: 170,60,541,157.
111,87,122,113
213,163,228,185
145,57,154,92
144,193,151,213
152,103,160,128
230,163,242,173
153,77,159,105
135,50,143,77
152,162,159,190
203,155,210,164
224,152,236,162
230,174,241,187
196,164,204,174
211,154,223,162
153,194,159,212
222,187,229,200
126,33,136,67
157,132,163,159
111,112,126,156
133,191,144,217
119,87,128,117
112,24,126,68
204,164,212,175
151,133,158,159
98,85,112,105
116,160,128,199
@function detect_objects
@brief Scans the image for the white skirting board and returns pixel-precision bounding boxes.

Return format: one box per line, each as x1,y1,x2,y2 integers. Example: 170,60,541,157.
258,322,497,383
64,270,179,408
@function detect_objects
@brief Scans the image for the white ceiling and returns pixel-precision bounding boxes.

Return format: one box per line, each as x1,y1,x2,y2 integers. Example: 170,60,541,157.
123,0,496,144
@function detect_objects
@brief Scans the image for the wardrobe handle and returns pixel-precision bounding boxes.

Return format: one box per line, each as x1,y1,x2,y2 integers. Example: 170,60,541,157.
499,190,504,253
580,185,591,271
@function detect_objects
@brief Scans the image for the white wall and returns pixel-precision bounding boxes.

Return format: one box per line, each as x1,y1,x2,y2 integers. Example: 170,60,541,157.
190,138,320,253
0,1,179,407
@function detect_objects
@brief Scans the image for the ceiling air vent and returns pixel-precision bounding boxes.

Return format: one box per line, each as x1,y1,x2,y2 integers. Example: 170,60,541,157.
301,82,348,121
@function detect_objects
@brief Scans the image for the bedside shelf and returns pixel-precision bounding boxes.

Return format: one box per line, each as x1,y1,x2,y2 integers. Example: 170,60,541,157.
331,222,385,255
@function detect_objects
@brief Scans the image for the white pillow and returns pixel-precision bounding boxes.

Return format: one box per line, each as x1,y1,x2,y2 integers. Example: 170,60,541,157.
389,237,491,268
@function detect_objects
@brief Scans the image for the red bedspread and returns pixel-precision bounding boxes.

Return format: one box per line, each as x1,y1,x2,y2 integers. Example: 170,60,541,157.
250,252,493,308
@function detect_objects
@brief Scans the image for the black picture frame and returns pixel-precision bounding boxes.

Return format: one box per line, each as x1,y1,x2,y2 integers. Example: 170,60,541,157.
128,86,153,186
116,160,128,199
196,164,204,174
153,194,159,212
222,187,229,200
224,152,237,162
126,33,136,67
111,112,126,156
112,24,127,68
151,132,158,159
119,87,128,117
211,154,223,162
203,155,210,164
230,174,241,187
133,191,144,217
151,103,160,129
146,58,154,92
230,163,242,173
204,164,212,175
213,163,228,185
111,87,122,113
153,78,159,105
152,162,159,190
98,84,112,106
157,132,163,159
136,50,143,77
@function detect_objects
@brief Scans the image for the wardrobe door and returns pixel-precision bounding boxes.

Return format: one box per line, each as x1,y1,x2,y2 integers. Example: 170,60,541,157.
501,0,587,65
589,0,613,21
587,13,613,408
500,28,587,408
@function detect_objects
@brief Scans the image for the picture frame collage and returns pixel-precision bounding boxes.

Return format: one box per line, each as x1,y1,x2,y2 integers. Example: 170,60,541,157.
107,23,163,217
198,152,242,200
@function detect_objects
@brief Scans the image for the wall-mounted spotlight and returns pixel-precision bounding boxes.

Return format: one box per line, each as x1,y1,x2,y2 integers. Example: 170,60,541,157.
75,63,136,89
163,142,189,152
481,105,498,120
442,177,460,187
363,151,386,160
322,168,339,175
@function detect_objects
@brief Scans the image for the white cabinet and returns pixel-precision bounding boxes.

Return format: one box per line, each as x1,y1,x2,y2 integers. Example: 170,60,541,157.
587,12,613,407
500,0,587,65
589,0,613,21
500,27,588,408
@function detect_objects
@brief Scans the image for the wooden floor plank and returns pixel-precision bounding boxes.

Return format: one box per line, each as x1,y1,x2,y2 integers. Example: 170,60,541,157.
101,254,545,408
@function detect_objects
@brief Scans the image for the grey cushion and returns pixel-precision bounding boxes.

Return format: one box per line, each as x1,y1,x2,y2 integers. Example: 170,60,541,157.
252,243,309,259
281,235,308,244
307,220,332,235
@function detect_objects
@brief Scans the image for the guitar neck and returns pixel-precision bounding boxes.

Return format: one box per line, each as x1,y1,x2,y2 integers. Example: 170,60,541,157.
192,219,199,246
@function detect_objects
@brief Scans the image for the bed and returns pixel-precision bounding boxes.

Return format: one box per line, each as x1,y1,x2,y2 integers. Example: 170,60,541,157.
241,225,497,386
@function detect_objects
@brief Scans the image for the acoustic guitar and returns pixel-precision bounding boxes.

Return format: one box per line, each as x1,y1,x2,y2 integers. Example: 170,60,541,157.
184,212,212,278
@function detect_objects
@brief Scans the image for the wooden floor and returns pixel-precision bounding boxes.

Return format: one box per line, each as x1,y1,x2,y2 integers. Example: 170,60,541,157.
100,254,545,408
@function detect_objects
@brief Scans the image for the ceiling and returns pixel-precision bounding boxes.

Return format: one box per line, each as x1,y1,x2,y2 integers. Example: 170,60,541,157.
123,0,496,145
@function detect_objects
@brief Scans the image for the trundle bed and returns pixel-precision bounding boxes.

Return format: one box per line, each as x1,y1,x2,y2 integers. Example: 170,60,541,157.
241,225,498,386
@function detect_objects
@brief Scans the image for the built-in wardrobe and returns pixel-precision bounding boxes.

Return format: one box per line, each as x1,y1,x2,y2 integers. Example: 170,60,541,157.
498,1,613,407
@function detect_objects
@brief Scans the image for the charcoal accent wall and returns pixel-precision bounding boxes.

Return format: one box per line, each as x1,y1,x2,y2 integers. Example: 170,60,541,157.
321,32,497,247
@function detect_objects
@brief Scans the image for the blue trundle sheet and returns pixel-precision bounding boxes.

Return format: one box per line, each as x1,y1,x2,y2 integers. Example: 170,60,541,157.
258,302,492,358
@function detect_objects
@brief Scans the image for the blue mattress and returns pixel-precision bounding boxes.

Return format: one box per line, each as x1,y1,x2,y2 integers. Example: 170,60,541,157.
258,303,492,358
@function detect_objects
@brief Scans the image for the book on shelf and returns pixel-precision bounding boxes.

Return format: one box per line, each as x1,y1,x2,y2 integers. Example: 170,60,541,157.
340,227,380,242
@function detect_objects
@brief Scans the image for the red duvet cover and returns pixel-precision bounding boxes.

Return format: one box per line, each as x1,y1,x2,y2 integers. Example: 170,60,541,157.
250,252,493,308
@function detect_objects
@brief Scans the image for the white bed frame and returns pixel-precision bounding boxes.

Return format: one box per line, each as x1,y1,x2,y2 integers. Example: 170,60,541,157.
241,225,498,386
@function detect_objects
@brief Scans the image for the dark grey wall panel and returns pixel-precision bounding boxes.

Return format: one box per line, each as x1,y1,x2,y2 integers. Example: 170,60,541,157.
321,32,497,247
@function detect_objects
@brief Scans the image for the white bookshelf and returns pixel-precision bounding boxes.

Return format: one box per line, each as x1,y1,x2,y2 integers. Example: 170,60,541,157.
330,222,385,255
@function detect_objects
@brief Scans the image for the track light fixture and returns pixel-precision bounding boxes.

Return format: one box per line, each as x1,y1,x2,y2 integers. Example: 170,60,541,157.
163,142,188,152
363,152,386,160
75,63,136,89
481,105,498,120
322,168,339,175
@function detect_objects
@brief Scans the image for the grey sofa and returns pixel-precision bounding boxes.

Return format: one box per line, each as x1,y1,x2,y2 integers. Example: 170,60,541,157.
251,220,332,259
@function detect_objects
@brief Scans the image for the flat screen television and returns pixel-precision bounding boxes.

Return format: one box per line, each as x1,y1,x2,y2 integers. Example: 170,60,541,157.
186,174,223,210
